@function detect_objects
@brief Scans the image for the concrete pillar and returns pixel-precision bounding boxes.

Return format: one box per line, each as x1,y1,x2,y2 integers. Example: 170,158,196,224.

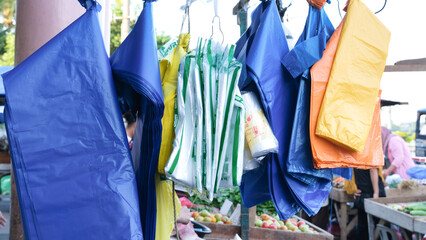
11,1,84,239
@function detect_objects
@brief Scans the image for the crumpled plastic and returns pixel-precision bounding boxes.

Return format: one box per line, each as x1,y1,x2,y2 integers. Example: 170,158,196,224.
315,0,391,152
2,4,143,240
310,19,384,169
235,1,300,219
110,1,163,239
282,5,334,216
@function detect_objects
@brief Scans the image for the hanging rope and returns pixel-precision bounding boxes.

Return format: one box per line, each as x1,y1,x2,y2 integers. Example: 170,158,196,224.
337,0,342,19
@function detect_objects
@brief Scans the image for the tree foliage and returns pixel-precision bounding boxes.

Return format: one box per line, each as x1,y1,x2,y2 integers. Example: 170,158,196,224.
0,0,15,65
0,0,15,27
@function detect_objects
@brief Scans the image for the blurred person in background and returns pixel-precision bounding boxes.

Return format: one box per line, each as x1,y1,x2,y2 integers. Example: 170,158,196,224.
381,126,415,179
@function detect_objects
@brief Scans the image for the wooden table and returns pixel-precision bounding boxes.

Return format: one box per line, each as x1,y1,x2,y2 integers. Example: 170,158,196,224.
330,185,426,240
330,187,357,240
365,195,426,240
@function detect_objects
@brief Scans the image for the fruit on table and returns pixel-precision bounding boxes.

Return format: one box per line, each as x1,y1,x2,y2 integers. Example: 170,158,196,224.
191,210,233,224
255,213,319,234
200,210,210,217
269,223,278,230
255,219,263,227
261,213,271,221
214,213,222,222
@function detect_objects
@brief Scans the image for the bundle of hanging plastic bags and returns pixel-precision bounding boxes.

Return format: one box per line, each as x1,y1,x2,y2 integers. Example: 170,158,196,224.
315,0,391,152
310,18,385,169
164,38,245,201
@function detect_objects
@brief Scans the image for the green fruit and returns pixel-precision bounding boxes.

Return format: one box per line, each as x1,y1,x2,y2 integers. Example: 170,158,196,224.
200,210,210,217
217,221,224,224
203,217,212,222
195,216,204,222
274,215,280,221
299,224,309,232
215,213,223,222
286,222,296,231
255,219,263,227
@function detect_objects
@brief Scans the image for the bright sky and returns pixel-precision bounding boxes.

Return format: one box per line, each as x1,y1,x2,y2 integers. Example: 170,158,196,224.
139,0,426,127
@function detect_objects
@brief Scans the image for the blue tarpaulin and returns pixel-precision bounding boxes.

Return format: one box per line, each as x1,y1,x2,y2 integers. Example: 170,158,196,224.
1,2,143,239
235,1,301,220
110,1,163,239
282,5,334,216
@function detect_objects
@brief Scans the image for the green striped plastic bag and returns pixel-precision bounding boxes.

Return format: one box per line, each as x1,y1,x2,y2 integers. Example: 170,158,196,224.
164,55,197,187
220,89,245,189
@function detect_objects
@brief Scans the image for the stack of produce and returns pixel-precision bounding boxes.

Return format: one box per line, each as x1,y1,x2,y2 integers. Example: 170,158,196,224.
390,202,426,216
191,210,233,225
254,214,319,234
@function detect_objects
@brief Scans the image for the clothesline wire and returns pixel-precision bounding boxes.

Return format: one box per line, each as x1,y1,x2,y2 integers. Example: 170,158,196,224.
374,0,387,14
337,0,386,18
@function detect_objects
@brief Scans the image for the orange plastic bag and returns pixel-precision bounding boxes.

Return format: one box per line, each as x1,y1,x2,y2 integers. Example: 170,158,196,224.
310,20,384,169
315,0,390,152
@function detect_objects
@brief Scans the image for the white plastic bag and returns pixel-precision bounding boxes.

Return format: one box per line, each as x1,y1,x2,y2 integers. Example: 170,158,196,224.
242,92,278,159
165,56,196,187
220,89,246,188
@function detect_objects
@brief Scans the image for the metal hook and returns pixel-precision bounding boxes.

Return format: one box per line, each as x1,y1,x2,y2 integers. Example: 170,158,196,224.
210,15,224,45
180,0,191,34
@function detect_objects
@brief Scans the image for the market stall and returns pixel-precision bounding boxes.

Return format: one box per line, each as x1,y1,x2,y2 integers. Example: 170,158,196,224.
365,195,426,240
1,0,408,239
193,206,333,240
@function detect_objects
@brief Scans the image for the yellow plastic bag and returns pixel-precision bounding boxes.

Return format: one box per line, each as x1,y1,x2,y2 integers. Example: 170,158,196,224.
344,168,385,194
155,174,181,240
155,34,189,240
315,0,390,152
344,170,357,195
158,33,190,174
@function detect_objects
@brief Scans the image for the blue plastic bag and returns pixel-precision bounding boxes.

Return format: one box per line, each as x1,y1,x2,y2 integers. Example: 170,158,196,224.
407,166,426,180
2,2,143,239
236,1,300,220
282,5,335,216
110,1,163,239
332,168,353,180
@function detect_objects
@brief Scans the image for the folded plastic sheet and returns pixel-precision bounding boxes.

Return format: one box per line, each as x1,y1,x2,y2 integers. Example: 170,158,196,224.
2,2,143,239
310,20,384,169
110,1,163,239
281,5,333,216
235,1,300,219
315,0,391,152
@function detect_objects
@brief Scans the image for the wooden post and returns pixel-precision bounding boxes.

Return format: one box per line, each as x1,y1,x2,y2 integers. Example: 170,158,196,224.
241,207,250,240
